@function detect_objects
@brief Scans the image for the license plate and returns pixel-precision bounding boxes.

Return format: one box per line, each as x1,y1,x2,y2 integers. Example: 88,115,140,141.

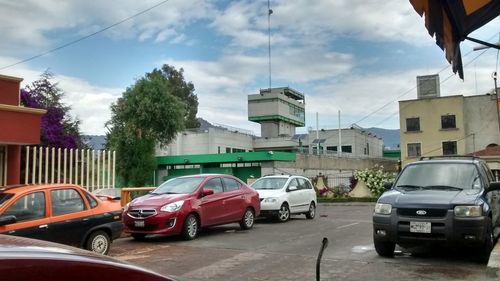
134,220,145,228
410,221,431,233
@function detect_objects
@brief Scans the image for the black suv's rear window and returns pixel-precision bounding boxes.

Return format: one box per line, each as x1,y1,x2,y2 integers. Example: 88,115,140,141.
396,163,480,190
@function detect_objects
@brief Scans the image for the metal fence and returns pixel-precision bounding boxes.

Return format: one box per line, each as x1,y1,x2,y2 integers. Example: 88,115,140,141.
326,172,354,188
23,146,116,191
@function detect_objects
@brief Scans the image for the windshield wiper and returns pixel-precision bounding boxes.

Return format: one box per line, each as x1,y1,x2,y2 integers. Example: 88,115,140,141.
422,185,463,191
396,184,422,190
151,191,178,195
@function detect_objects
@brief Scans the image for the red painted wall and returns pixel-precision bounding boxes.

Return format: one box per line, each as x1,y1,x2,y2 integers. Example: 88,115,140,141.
0,75,44,185
7,146,20,185
0,78,20,106
0,109,44,145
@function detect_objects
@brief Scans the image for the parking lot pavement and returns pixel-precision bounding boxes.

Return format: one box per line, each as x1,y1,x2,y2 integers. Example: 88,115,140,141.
111,204,499,281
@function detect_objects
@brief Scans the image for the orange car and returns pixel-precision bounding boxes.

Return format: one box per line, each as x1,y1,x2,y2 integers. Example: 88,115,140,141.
0,184,123,255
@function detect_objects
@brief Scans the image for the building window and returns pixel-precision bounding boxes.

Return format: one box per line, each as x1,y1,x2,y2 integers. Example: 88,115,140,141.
326,146,337,152
226,147,231,153
407,143,421,158
441,115,456,129
218,146,221,154
442,141,457,155
406,117,420,132
341,145,352,153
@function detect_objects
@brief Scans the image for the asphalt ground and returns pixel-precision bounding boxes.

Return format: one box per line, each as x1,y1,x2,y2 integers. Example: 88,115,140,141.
111,204,500,281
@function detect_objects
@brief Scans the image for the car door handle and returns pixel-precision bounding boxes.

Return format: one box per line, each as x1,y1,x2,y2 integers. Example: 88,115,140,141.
39,224,48,229
82,218,89,222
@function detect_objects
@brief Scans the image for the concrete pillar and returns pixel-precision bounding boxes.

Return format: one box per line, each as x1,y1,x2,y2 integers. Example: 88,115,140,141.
7,145,21,185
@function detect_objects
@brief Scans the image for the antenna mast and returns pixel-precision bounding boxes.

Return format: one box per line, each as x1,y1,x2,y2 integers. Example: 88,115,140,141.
268,0,272,90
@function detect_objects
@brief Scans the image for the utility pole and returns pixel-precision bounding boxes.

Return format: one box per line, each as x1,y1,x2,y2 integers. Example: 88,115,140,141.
267,0,272,91
338,110,341,157
316,112,320,155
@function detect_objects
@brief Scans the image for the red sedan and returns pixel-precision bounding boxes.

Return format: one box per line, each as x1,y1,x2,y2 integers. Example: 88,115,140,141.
123,174,260,240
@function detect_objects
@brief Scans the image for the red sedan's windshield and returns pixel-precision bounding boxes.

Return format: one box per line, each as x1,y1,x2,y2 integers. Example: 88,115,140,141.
153,177,205,195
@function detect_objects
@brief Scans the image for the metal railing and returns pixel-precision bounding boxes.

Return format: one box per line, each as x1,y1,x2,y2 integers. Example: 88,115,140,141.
23,146,116,191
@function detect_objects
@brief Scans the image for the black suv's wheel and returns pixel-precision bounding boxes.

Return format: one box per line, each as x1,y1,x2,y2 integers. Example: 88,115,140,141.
182,214,199,240
240,208,255,230
277,203,290,222
86,230,111,255
477,223,494,263
131,233,146,241
374,239,395,257
305,202,316,219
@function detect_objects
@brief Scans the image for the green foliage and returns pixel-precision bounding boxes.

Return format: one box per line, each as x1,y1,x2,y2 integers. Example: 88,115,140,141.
107,64,197,187
158,65,199,129
109,127,156,187
354,165,395,198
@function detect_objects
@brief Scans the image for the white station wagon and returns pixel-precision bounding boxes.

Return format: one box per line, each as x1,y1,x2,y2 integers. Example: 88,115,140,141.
251,175,317,222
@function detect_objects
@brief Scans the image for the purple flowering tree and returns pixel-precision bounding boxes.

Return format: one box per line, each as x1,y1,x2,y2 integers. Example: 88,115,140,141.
20,71,84,149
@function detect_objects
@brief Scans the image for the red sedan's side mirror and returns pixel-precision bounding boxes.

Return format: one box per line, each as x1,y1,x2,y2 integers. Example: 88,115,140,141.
202,189,214,197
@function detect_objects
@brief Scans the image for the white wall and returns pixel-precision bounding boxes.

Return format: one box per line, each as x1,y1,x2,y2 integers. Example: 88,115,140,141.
157,127,254,156
463,94,500,153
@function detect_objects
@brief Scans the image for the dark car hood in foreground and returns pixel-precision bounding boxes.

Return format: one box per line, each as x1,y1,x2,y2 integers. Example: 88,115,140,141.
0,234,134,265
0,234,177,281
381,189,481,209
130,193,193,208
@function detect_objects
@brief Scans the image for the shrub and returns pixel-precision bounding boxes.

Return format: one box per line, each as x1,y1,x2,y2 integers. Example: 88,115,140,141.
354,165,395,198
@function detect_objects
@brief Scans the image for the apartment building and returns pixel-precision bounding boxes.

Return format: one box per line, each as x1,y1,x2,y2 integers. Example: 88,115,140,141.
399,75,500,166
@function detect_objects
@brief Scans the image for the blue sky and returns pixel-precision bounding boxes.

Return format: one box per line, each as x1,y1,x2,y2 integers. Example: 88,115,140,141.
0,0,499,135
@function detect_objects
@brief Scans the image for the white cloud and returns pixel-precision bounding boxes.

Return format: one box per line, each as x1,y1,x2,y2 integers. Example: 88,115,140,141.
210,0,433,51
0,0,216,53
0,0,497,137
0,56,123,135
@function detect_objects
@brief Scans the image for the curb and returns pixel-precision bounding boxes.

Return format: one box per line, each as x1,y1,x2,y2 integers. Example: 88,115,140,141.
488,241,500,269
319,202,376,207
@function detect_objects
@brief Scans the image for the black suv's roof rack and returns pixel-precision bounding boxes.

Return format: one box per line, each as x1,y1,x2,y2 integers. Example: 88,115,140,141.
419,155,479,161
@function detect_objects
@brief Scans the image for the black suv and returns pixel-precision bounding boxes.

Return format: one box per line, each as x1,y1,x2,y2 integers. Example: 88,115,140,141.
373,157,500,262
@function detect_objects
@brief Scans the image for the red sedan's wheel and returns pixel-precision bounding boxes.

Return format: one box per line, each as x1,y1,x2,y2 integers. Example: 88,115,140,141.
239,208,255,230
182,214,199,240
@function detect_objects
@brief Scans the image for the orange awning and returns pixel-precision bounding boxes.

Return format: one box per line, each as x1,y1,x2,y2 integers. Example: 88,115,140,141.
410,0,500,79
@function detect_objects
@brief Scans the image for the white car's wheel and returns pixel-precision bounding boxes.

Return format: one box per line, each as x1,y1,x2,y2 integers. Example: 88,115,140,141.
277,203,290,222
305,202,316,219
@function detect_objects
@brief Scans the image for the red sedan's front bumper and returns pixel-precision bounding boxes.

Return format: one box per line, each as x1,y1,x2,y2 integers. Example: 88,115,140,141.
122,209,187,236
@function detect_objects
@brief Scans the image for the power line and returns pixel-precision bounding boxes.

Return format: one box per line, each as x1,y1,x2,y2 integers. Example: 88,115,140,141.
0,0,170,71
348,33,499,129
370,48,491,128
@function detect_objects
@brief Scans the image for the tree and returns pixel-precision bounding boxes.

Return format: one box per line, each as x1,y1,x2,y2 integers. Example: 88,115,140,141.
157,65,199,129
20,71,85,149
107,64,196,187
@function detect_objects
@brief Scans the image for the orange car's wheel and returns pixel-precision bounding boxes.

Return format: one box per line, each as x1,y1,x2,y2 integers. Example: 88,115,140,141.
86,230,111,255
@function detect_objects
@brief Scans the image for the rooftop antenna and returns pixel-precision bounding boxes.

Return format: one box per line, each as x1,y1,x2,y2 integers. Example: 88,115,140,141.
268,0,273,91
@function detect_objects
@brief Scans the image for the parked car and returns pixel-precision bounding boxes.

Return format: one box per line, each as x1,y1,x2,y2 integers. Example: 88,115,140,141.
0,184,123,255
123,174,260,240
93,188,122,200
251,175,317,222
0,234,176,281
373,156,500,262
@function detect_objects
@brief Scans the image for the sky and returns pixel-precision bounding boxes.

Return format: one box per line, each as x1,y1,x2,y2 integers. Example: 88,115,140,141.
0,0,499,136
